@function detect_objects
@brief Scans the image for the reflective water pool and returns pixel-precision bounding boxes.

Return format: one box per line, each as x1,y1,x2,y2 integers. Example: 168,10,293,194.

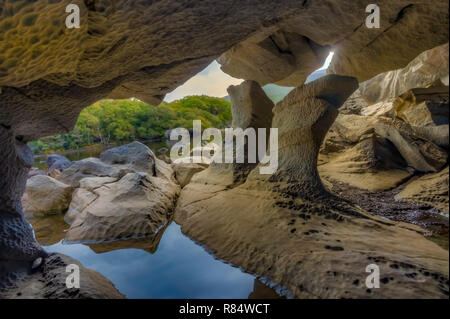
27,213,282,299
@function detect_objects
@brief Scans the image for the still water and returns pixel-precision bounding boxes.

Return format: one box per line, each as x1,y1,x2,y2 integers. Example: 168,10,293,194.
27,213,279,299
28,142,284,299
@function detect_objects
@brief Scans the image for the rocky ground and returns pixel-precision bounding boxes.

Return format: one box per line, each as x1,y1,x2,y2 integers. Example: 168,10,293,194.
324,176,449,249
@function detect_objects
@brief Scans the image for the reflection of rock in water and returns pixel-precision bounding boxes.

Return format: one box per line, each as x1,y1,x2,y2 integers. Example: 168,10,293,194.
86,222,170,254
248,279,286,299
25,212,68,246
1,254,124,299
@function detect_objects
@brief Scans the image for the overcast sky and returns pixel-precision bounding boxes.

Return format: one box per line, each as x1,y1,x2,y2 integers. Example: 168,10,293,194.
164,52,334,102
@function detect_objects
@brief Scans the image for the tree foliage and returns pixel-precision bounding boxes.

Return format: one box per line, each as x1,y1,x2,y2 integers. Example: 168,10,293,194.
29,96,231,153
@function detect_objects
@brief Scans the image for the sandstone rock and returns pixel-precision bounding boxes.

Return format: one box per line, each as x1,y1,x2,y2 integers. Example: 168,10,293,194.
396,167,449,215
375,117,448,172
27,168,46,179
65,188,98,225
175,75,448,298
173,163,208,188
322,113,377,154
359,43,449,105
46,154,72,177
228,80,274,130
56,157,125,188
271,75,358,187
393,87,449,147
394,87,449,127
100,141,156,174
338,89,370,115
200,80,275,187
1,0,450,298
65,172,178,243
319,136,412,191
218,31,329,87
176,178,449,298
0,254,125,299
22,175,73,215
63,142,179,243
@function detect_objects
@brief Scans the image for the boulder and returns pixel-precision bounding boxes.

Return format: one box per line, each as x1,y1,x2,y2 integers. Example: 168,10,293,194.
56,157,126,188
63,142,180,243
46,154,72,177
22,175,73,215
175,76,449,299
393,87,449,147
65,172,178,243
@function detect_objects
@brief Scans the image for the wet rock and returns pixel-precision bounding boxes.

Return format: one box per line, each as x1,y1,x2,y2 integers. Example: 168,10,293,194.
22,175,73,215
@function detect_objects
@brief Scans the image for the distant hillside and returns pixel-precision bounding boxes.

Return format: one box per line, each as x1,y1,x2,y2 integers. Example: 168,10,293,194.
223,69,328,104
262,84,294,104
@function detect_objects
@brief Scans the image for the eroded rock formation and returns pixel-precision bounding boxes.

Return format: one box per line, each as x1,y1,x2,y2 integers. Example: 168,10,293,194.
0,125,47,263
1,254,124,299
0,0,449,298
175,75,449,298
62,142,179,243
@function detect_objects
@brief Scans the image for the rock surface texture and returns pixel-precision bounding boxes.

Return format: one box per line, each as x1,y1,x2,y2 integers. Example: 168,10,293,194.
62,142,179,243
22,175,73,215
176,75,449,299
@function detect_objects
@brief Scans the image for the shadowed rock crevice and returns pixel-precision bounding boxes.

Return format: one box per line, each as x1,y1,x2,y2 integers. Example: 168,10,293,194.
0,125,47,263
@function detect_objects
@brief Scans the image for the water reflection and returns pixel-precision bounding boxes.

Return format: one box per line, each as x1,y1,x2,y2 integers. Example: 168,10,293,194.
25,212,68,246
28,213,264,298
